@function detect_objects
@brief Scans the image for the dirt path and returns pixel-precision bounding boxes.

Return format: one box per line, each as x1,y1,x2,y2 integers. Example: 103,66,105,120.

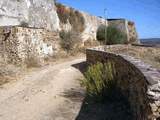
0,58,86,120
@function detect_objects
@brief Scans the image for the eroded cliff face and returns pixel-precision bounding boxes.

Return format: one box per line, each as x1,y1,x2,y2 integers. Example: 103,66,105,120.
81,12,107,42
0,0,60,31
55,3,107,43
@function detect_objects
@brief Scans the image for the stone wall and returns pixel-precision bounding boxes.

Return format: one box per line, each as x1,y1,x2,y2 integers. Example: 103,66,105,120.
108,19,138,43
0,26,60,64
86,46,160,120
0,0,60,31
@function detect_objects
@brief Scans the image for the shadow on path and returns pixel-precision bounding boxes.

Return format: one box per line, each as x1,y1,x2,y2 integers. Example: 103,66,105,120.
66,61,134,120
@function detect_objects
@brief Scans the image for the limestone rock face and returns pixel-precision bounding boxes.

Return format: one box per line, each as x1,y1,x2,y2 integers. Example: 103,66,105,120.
81,12,107,42
0,0,60,31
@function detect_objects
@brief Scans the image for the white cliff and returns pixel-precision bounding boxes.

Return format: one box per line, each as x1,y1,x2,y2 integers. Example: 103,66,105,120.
0,0,60,31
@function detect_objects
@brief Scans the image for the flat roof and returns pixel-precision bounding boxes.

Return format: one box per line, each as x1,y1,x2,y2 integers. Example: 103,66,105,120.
107,18,125,21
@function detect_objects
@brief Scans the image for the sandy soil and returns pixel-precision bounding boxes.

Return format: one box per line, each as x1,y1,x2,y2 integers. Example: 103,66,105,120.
0,58,86,120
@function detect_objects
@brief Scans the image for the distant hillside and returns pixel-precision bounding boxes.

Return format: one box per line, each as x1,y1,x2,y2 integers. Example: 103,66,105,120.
140,38,160,45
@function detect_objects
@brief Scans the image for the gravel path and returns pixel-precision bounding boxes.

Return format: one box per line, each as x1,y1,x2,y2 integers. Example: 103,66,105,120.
0,58,85,120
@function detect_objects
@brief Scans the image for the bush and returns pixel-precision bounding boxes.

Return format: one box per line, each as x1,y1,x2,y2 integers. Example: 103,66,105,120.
20,21,29,27
96,25,127,45
59,30,81,52
107,26,127,44
81,62,118,102
96,25,107,43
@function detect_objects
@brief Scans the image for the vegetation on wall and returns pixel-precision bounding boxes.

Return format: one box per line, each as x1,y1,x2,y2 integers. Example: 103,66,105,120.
96,25,107,43
96,25,127,45
56,3,85,32
59,30,81,53
81,62,120,102
20,21,29,27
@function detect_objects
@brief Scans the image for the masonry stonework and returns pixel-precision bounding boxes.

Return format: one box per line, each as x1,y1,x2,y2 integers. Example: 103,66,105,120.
0,26,60,64
86,46,160,120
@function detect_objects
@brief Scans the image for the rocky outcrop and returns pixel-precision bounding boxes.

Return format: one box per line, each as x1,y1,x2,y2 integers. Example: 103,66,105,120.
55,3,107,43
0,0,60,31
81,12,107,42
86,46,160,120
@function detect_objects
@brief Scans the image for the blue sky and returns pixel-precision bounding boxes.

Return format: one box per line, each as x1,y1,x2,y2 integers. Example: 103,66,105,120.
57,0,160,39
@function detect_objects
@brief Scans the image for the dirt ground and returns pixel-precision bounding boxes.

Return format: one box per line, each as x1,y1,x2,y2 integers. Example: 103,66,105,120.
0,57,86,120
107,45,160,69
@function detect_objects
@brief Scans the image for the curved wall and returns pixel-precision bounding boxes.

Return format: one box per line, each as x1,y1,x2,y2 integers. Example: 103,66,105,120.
86,46,160,120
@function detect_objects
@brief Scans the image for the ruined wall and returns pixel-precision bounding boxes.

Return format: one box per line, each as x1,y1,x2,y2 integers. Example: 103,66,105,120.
86,46,160,120
108,19,138,43
0,26,60,64
0,0,60,31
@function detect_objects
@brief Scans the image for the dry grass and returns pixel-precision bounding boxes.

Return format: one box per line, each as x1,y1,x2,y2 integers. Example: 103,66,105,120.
0,63,22,85
106,45,160,69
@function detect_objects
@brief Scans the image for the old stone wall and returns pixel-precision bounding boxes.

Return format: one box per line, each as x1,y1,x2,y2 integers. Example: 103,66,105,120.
0,26,60,64
0,0,60,31
86,46,160,120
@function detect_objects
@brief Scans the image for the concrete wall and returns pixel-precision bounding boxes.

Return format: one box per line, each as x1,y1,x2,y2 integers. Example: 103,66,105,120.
86,46,160,120
0,26,60,64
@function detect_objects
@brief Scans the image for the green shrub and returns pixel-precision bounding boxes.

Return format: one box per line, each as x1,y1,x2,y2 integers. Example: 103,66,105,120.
96,25,127,45
96,25,107,43
81,62,117,101
59,30,81,52
107,26,127,44
20,21,29,27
